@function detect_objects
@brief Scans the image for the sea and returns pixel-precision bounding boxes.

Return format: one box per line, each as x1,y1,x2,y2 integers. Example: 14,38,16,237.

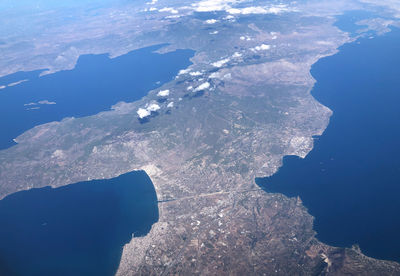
0,45,193,275
257,13,400,262
0,45,194,150
0,171,158,276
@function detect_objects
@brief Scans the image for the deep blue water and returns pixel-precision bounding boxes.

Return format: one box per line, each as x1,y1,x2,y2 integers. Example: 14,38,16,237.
256,28,400,262
0,45,194,150
334,10,375,36
0,171,158,276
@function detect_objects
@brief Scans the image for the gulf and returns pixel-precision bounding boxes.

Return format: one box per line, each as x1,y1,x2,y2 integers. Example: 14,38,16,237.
257,27,400,262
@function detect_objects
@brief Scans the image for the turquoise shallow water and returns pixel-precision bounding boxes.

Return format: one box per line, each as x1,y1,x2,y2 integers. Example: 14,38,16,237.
0,171,158,276
257,27,400,261
0,45,194,150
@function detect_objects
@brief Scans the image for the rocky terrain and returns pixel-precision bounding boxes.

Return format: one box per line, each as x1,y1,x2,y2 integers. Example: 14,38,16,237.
1,0,400,275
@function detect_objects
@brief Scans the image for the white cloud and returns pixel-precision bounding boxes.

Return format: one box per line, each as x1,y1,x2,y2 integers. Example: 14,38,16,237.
159,7,179,14
137,102,161,118
167,102,174,108
146,0,158,5
191,0,289,16
205,19,218,24
178,68,191,75
224,15,235,20
240,35,252,41
251,44,271,51
209,72,220,79
166,15,181,19
209,72,232,80
227,8,240,14
267,5,289,14
190,71,202,76
232,52,242,58
147,103,161,112
227,5,289,15
227,7,267,14
316,41,334,46
149,7,157,11
209,30,219,35
137,108,151,119
38,100,56,105
187,86,193,90
24,100,56,106
157,89,170,97
52,149,65,159
8,79,28,87
193,0,238,12
26,107,40,110
211,58,230,67
194,82,210,92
